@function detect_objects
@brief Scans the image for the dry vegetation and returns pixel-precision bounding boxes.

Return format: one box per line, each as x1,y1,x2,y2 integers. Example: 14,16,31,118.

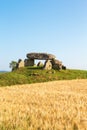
0,79,87,130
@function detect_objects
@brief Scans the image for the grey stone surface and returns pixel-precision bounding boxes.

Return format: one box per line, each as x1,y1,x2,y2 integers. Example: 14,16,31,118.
16,52,66,70
24,59,34,66
62,65,66,70
17,59,24,68
43,60,52,70
27,53,56,60
51,59,62,70
37,61,43,67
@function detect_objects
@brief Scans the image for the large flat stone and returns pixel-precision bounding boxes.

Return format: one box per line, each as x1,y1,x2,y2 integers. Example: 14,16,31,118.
27,53,56,60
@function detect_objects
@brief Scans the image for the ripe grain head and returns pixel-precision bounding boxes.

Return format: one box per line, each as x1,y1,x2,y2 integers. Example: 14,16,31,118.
0,79,87,130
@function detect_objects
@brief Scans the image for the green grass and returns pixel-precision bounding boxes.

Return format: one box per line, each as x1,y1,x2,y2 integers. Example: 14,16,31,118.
0,66,87,86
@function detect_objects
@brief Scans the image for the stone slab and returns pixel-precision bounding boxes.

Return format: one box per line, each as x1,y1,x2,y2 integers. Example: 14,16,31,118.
27,53,56,60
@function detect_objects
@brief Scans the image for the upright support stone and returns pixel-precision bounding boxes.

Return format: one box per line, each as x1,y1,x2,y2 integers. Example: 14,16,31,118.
16,52,66,70
17,59,24,68
43,60,52,70
51,59,62,70
37,61,43,67
24,59,34,66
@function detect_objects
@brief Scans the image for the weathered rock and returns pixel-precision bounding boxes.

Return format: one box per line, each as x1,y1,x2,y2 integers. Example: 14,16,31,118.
17,59,24,68
43,60,52,70
16,52,66,70
51,59,62,70
62,65,66,70
27,53,56,60
24,59,34,66
37,61,43,67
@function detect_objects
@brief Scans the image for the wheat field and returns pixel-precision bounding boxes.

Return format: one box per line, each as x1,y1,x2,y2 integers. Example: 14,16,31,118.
0,79,87,130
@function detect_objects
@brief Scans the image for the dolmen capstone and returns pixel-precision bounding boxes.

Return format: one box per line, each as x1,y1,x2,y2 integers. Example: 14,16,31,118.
17,52,66,70
27,53,56,60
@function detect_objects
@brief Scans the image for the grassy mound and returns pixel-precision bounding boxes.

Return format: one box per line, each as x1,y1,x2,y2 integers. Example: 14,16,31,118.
0,66,87,86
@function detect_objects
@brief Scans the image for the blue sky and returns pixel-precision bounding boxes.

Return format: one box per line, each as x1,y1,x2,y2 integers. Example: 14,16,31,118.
0,0,87,70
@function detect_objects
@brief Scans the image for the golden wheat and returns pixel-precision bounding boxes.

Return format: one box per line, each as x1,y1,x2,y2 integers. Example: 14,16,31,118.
0,79,87,130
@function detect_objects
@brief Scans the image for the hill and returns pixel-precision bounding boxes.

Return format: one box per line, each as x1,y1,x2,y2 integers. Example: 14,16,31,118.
0,66,87,86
